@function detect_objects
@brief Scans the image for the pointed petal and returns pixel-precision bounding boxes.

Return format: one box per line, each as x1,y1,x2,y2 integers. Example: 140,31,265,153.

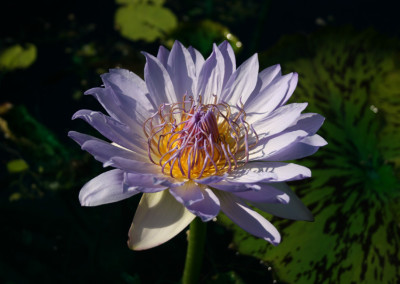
188,46,205,77
278,72,298,107
72,109,147,155
157,45,170,67
108,156,160,174
128,191,195,250
68,130,93,146
216,191,281,245
286,113,326,134
101,69,157,115
250,103,308,134
197,44,225,104
258,64,281,91
265,134,327,161
218,41,236,88
79,169,139,206
249,130,309,161
143,52,177,105
84,86,146,130
167,41,196,100
103,69,148,97
226,162,311,183
300,134,327,146
251,183,314,221
249,111,327,161
244,64,281,107
221,53,259,104
68,131,147,164
101,69,146,101
245,72,296,116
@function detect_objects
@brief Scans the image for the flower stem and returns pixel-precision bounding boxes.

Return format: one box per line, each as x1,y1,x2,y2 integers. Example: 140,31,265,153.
182,217,207,284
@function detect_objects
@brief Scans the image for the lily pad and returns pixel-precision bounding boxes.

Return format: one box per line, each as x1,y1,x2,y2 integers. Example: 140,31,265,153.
0,44,37,71
115,0,177,42
7,159,29,173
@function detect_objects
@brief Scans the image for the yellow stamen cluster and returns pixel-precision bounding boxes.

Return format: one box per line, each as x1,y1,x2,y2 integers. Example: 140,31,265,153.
143,96,257,180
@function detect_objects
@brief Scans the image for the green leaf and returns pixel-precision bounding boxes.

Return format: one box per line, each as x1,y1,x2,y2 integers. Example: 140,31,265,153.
0,44,37,71
115,0,177,42
7,159,29,173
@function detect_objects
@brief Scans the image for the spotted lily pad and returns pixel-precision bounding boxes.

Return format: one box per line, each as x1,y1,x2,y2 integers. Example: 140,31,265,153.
219,27,400,283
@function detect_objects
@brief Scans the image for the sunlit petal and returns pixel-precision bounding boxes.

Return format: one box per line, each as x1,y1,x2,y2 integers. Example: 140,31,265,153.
128,191,195,250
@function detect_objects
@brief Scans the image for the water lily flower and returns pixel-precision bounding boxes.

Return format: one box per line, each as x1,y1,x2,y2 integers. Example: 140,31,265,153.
68,41,326,250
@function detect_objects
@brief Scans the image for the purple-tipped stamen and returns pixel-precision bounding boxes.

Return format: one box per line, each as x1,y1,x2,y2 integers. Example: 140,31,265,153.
143,97,258,179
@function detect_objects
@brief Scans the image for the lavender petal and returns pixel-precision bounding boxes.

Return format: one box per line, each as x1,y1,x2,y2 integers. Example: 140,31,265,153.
217,190,281,245
233,183,289,204
143,52,177,105
68,131,147,164
79,169,139,206
218,40,236,88
169,182,204,207
251,183,314,221
167,41,196,101
72,109,147,155
221,53,259,104
196,44,225,104
187,46,205,77
157,45,170,68
186,188,220,222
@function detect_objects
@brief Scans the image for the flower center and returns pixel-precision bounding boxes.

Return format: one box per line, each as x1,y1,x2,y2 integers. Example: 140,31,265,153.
143,96,258,180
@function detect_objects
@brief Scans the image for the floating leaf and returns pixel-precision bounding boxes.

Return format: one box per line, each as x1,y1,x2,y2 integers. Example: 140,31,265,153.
220,27,400,283
0,44,37,71
9,192,22,202
115,0,177,42
7,159,29,173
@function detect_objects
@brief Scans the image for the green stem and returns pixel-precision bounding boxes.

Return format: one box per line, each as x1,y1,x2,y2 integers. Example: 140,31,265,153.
182,217,207,284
